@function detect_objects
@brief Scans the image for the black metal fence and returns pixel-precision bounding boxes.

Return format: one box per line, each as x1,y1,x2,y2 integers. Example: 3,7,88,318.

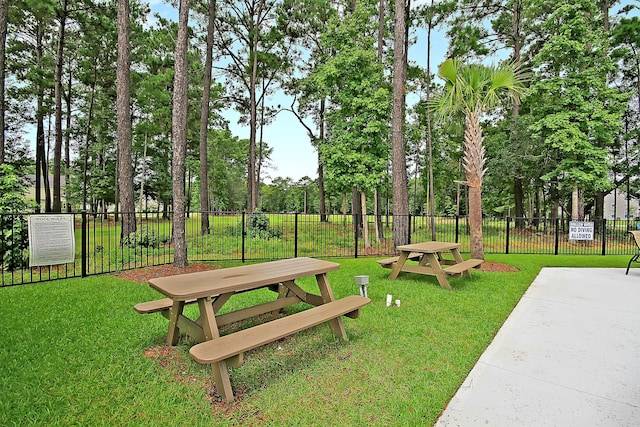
1,210,638,287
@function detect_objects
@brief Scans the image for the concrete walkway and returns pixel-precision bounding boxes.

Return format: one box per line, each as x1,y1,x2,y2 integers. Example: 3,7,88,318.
435,268,640,427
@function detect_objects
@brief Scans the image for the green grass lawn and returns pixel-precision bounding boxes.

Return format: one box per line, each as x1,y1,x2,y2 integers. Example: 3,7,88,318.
0,254,631,426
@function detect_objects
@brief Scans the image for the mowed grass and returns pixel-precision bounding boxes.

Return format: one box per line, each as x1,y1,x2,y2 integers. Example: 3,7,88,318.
0,254,631,426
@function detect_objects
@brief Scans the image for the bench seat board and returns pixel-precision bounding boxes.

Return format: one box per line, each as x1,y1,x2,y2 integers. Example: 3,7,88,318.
443,259,483,275
376,253,422,267
190,295,370,364
134,298,198,314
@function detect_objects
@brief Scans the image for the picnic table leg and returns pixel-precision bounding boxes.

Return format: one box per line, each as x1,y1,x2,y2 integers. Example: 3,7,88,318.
425,253,452,290
389,251,410,280
198,297,235,403
451,248,472,278
166,300,185,345
315,273,348,340
417,253,430,267
194,293,232,327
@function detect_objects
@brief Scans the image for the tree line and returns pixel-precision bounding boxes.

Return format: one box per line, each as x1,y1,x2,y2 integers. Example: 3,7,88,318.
0,0,638,263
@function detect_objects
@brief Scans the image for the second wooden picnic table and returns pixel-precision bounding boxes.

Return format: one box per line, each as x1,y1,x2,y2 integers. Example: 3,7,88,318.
378,242,483,289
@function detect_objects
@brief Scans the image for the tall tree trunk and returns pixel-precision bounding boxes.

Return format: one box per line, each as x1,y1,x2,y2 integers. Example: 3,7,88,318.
511,0,526,229
171,0,190,268
352,187,361,239
35,23,50,213
114,152,119,221
256,80,266,207
53,0,68,212
468,185,484,259
375,187,384,239
391,0,409,248
377,0,384,59
318,98,327,222
361,191,370,249
595,192,604,220
35,100,45,212
64,62,72,212
375,0,385,240
139,127,148,210
117,0,136,238
83,62,97,210
593,0,609,227
247,3,262,213
199,0,216,234
426,0,436,240
571,186,580,220
0,0,7,165
465,113,485,260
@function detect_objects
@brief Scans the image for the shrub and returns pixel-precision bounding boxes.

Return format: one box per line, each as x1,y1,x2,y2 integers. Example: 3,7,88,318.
123,226,168,248
0,165,32,271
247,212,282,240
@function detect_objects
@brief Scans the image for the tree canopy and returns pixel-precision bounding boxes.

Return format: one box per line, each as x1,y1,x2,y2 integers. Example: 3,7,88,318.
0,0,638,225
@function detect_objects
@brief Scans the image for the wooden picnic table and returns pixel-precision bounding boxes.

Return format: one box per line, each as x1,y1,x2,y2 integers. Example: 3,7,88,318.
137,257,370,402
377,242,483,289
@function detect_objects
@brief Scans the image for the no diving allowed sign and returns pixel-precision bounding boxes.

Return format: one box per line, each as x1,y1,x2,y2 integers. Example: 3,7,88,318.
568,221,594,241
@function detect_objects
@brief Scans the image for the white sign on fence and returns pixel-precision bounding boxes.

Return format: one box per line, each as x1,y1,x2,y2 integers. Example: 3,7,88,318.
28,214,76,267
568,221,594,241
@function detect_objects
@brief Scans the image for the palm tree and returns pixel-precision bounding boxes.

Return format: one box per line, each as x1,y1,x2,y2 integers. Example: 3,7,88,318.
431,59,527,259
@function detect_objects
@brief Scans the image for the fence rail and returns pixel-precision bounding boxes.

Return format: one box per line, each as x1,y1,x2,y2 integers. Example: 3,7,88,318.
1,211,638,287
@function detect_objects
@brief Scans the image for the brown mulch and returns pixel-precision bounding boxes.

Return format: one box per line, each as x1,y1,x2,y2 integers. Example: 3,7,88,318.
118,259,518,283
117,263,219,283
477,261,520,272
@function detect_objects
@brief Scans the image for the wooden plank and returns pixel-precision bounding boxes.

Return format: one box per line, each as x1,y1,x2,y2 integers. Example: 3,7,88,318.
443,259,483,275
376,253,422,266
215,296,302,327
166,300,185,346
398,264,437,275
377,256,400,266
315,272,346,340
149,257,340,301
134,298,197,314
189,295,371,365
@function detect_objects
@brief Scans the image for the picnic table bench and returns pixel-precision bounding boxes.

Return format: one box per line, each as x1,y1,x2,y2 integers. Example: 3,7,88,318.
379,242,483,289
135,257,370,402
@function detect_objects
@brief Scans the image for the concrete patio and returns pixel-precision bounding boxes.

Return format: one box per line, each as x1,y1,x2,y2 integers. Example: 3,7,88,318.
435,267,640,426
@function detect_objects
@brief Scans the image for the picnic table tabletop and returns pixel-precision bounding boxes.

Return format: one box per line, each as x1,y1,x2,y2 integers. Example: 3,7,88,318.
396,241,462,253
149,257,340,300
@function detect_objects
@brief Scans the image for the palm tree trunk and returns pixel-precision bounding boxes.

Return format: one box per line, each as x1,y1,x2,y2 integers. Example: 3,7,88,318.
468,185,484,260
464,113,486,260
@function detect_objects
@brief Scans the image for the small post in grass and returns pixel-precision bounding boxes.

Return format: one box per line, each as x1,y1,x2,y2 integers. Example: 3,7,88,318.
355,275,369,298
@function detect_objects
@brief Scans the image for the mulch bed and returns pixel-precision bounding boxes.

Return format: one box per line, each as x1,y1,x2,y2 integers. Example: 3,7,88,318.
117,260,518,283
117,263,219,283
477,261,520,273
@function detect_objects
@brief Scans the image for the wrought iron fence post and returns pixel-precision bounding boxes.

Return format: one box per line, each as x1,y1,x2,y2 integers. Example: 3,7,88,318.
242,211,246,263
601,218,606,256
81,210,87,277
408,213,412,243
554,217,560,255
506,217,511,254
294,212,299,258
455,215,460,243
